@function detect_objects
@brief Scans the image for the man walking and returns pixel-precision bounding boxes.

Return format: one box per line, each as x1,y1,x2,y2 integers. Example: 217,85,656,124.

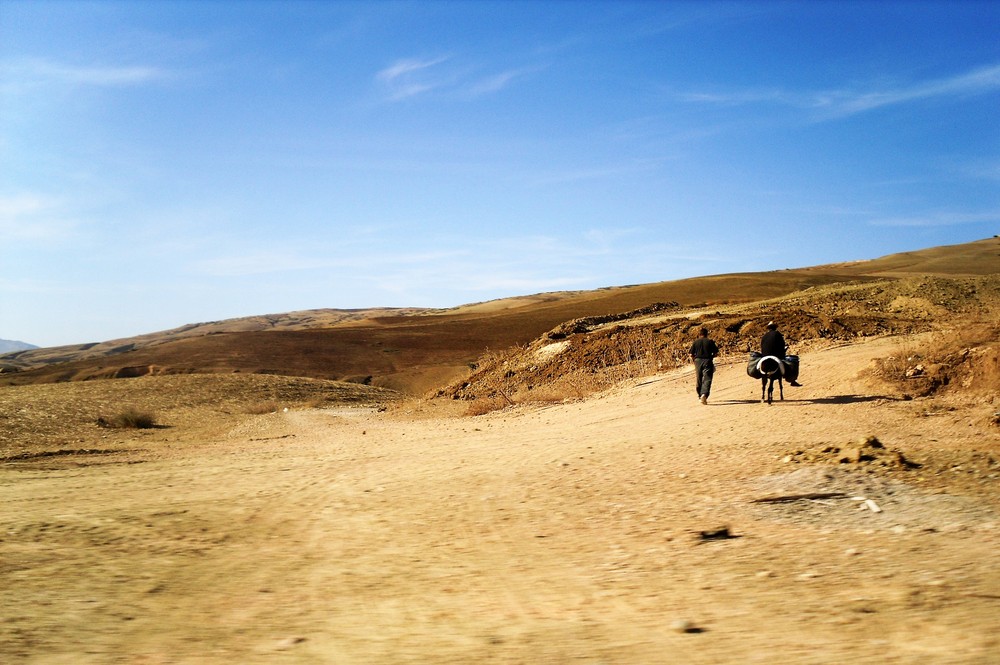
689,327,719,404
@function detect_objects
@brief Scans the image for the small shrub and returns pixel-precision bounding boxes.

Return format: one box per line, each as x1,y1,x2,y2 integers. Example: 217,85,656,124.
246,400,281,415
97,408,157,429
871,324,1000,395
465,396,509,417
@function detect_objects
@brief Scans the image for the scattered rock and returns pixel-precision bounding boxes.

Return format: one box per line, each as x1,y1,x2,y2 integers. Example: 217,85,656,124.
783,435,920,470
696,526,739,541
670,619,703,634
274,637,307,651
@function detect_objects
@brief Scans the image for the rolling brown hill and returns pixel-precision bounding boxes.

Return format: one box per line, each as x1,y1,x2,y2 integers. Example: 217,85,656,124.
3,237,998,394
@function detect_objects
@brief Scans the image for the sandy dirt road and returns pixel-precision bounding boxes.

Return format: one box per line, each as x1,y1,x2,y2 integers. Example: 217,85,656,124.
3,336,1000,664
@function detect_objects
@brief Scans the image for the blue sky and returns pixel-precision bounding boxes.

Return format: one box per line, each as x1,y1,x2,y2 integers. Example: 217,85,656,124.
2,1,998,348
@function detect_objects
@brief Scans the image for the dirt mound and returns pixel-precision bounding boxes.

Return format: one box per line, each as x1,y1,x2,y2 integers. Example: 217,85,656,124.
443,275,1000,406
780,435,920,470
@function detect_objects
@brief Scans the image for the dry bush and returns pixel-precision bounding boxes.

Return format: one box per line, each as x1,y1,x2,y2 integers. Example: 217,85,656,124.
97,408,157,429
246,400,281,415
871,323,1000,396
464,396,510,417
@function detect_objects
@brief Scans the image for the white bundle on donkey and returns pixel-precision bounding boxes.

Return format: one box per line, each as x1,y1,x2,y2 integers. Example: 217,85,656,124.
747,352,800,404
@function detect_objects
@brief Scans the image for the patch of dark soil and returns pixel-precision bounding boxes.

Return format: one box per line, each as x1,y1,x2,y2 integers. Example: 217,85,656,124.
1,449,126,462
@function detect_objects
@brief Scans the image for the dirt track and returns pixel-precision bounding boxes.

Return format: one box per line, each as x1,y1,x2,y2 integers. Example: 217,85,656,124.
3,336,1000,664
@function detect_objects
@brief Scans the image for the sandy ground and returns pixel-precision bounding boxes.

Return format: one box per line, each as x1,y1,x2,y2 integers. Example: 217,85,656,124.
3,336,1000,664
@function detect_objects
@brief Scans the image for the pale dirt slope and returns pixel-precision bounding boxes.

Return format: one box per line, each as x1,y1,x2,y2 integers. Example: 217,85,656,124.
2,336,999,664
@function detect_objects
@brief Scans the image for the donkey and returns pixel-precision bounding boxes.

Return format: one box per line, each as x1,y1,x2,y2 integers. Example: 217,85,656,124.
757,355,784,404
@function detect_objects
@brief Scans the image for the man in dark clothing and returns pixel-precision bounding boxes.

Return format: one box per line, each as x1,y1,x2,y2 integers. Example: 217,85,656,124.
761,321,786,358
689,327,719,404
761,321,802,386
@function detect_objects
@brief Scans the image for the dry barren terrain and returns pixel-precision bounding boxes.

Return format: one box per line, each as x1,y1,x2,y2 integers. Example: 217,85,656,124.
2,335,1000,664
2,237,999,663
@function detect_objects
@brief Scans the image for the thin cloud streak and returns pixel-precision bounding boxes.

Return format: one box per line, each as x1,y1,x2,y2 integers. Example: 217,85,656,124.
674,63,1000,120
0,57,165,89
192,248,470,277
869,210,1000,228
376,56,534,101
376,56,451,100
0,195,80,243
818,64,1000,118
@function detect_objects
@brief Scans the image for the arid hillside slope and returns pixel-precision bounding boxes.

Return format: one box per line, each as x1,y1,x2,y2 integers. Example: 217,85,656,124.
444,274,1000,408
3,237,998,395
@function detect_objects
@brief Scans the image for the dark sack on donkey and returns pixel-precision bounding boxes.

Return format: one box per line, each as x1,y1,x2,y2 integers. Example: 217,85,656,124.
782,355,800,382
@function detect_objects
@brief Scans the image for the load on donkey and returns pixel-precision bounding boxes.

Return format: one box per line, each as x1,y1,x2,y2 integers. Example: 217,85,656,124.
746,321,801,404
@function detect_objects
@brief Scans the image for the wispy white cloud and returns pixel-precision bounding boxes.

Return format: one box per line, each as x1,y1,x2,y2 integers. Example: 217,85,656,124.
868,209,1000,228
676,88,799,107
192,247,468,277
465,66,538,97
528,158,664,185
0,57,165,92
0,276,70,295
0,194,80,243
376,56,535,101
961,159,1000,182
376,56,451,100
193,252,333,277
816,64,1000,118
674,63,1000,120
377,56,450,82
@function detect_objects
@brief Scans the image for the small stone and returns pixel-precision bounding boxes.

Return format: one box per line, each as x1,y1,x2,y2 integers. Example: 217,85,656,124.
860,435,884,449
670,619,696,633
890,525,907,535
275,637,307,650
845,548,860,556
840,448,862,463
756,570,775,578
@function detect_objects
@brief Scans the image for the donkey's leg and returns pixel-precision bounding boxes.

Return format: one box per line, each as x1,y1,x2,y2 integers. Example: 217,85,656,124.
778,376,784,401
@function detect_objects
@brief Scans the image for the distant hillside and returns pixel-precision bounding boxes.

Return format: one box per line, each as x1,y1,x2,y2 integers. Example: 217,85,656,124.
2,237,998,393
0,339,38,354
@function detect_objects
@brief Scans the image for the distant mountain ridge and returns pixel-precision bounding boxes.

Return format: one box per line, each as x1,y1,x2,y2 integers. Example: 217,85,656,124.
2,237,998,392
0,339,38,354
